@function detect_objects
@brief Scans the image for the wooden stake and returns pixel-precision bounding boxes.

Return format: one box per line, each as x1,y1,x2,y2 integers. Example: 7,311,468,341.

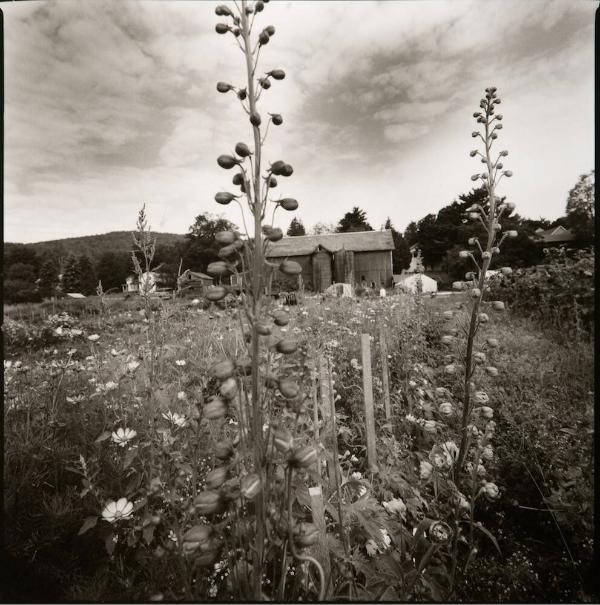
361,334,378,472
379,323,392,424
318,356,332,421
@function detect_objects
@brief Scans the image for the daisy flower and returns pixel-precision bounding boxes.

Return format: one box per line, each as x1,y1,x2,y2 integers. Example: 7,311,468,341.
102,498,134,523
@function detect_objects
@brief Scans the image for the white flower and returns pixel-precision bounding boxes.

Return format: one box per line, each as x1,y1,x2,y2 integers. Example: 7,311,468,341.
405,414,416,423
382,497,407,519
104,381,118,392
162,411,187,427
177,391,187,401
191,298,200,305
481,445,494,462
351,471,362,481
175,359,186,367
480,481,500,500
111,427,137,447
102,497,134,523
350,455,359,463
442,441,459,461
365,539,378,557
88,334,100,342
127,360,140,372
438,402,453,417
420,460,433,480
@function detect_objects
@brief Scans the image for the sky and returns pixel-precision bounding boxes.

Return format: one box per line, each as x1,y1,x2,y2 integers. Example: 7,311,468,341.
3,0,596,243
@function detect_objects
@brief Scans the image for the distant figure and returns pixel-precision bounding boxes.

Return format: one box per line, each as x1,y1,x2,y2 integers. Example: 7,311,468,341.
379,287,386,297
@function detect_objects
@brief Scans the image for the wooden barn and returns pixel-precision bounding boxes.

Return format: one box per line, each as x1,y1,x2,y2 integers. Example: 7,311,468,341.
177,270,213,296
265,230,395,292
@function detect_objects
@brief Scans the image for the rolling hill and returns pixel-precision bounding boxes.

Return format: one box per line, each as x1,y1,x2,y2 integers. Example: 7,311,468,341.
5,231,188,265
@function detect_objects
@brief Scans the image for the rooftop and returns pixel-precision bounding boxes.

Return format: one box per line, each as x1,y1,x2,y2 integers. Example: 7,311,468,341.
265,230,395,257
533,226,576,243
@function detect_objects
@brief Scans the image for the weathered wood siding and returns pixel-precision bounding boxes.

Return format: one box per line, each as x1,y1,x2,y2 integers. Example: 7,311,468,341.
312,250,333,292
354,250,393,287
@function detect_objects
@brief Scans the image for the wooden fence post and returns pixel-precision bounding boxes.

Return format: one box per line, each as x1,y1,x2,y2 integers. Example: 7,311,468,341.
360,334,378,472
379,323,392,424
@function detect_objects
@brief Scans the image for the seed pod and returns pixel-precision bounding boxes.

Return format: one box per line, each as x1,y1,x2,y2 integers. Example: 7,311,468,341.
465,272,475,280
278,379,300,399
443,310,453,320
500,150,508,156
207,261,229,276
280,260,302,275
480,406,494,419
452,281,465,291
259,77,271,89
255,321,272,336
272,310,289,326
182,525,212,552
500,267,512,275
205,286,227,301
215,4,234,17
216,82,233,93
267,227,283,242
438,402,453,417
232,173,244,187
441,335,454,345
471,174,479,181
503,170,513,177
279,198,298,211
280,164,294,177
205,466,229,490
215,23,230,34
218,244,237,258
240,474,262,499
250,111,261,126
210,359,235,380
255,0,265,12
232,27,241,37
215,230,236,245
269,69,285,80
469,150,477,157
272,427,294,453
204,398,228,420
270,160,287,175
471,132,479,138
485,366,499,377
194,491,224,515
220,377,238,400
235,142,252,157
271,113,283,125
289,445,318,468
268,176,278,188
265,25,275,35
217,155,238,170
473,391,489,405
478,313,489,323
470,288,481,298
258,31,270,45
492,301,505,311
214,439,234,460
237,88,247,100
473,352,486,364
276,339,298,354
293,522,320,548
486,337,499,348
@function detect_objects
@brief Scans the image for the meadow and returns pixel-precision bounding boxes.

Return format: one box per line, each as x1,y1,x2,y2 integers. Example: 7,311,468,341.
3,288,594,602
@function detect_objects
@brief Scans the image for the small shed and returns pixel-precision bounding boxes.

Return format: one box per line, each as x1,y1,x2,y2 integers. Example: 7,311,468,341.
177,270,213,295
396,273,438,294
123,275,139,293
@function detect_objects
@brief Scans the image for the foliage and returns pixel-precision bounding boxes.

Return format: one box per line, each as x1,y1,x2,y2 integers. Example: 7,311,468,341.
62,254,82,293
77,255,98,295
184,213,238,272
565,170,594,243
38,259,60,298
287,217,306,236
311,221,337,235
96,252,132,292
336,207,373,233
384,217,411,273
487,247,594,339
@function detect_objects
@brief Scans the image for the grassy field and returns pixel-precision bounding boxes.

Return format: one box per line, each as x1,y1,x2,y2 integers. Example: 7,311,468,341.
3,292,595,602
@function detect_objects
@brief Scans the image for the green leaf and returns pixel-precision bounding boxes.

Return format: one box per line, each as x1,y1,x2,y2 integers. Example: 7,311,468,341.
123,447,138,470
143,524,155,545
95,430,111,443
78,515,98,535
473,522,502,557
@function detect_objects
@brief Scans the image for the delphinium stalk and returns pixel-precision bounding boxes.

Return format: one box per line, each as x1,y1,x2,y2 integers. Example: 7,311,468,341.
188,1,324,600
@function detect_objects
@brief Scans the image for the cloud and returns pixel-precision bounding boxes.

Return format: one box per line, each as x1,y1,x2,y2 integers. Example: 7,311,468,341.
3,0,595,243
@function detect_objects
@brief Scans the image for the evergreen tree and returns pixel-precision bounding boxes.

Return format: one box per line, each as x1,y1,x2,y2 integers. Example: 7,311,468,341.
336,207,373,233
565,170,594,243
185,213,237,272
77,254,98,295
287,218,306,236
96,251,131,291
62,254,82,293
384,218,411,272
38,259,59,298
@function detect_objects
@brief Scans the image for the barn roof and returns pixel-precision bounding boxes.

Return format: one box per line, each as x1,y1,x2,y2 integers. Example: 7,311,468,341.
533,226,576,243
265,230,395,258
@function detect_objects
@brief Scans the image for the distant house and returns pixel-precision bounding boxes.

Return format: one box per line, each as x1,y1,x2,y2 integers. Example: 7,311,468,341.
123,275,138,293
533,226,577,246
177,270,213,296
265,230,395,292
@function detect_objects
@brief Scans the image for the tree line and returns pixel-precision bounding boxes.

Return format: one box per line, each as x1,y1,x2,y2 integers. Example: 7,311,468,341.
3,170,593,303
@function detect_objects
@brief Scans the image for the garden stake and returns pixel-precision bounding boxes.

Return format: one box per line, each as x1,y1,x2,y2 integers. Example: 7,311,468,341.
360,333,378,472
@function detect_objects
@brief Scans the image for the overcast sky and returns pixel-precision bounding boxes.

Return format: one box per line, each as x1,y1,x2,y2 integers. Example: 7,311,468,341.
4,0,595,243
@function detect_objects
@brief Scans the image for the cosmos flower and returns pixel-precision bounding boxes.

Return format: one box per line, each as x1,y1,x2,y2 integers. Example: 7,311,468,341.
111,427,137,447
102,497,134,523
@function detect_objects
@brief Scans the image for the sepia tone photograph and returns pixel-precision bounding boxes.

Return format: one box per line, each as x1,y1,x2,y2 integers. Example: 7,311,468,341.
2,0,595,602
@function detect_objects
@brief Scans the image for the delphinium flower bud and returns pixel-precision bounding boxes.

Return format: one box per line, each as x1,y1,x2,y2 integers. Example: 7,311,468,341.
235,142,252,157
485,366,499,377
445,364,456,375
503,170,513,177
217,155,238,169
473,391,489,405
438,402,453,417
480,406,494,419
194,491,224,515
469,150,478,157
217,82,233,93
443,310,453,320
471,174,480,181
506,230,518,238
441,334,454,345
271,113,283,125
480,481,500,500
478,313,489,323
420,460,434,480
470,288,481,299
468,237,478,246
501,267,512,276
269,69,285,80
215,23,230,34
289,445,318,468
205,466,229,490
486,337,499,348
423,420,437,433
473,352,486,364
240,474,262,499
279,198,298,211
492,301,505,311
452,281,465,291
